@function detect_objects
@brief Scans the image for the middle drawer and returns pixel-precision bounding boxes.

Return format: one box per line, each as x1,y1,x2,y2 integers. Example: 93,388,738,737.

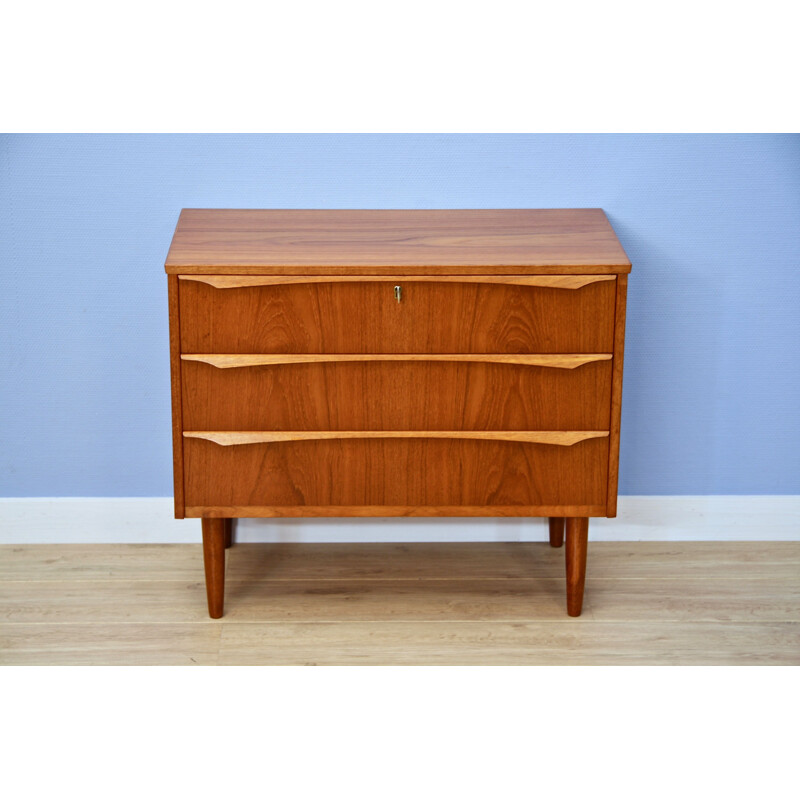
181,356,613,431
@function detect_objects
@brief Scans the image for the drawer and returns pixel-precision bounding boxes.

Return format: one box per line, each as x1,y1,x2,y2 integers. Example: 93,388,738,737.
183,433,609,509
180,355,612,431
178,275,616,354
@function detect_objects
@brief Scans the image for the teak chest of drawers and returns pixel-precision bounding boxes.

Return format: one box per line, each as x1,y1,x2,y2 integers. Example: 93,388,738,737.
165,209,631,618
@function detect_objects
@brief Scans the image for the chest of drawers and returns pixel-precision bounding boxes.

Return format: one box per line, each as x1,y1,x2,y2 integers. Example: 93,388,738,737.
165,209,631,618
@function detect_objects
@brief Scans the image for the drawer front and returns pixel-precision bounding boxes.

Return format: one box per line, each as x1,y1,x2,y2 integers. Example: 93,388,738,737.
183,435,609,509
181,356,612,431
178,276,616,354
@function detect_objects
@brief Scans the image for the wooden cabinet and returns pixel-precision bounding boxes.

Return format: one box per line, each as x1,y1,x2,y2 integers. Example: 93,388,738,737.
165,209,631,619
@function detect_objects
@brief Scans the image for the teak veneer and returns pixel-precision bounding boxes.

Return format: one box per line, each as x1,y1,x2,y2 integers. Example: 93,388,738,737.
166,209,631,618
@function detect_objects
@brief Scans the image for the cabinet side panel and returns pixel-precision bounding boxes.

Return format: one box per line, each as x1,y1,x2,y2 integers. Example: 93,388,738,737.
168,275,186,518
606,275,628,516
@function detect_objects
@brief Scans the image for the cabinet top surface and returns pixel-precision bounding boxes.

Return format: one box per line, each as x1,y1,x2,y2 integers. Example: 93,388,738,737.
165,209,631,274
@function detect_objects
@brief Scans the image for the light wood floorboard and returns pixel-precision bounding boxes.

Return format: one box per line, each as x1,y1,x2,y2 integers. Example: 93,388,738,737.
224,542,800,582
0,544,206,582
0,624,221,666
1,543,798,665
217,621,799,666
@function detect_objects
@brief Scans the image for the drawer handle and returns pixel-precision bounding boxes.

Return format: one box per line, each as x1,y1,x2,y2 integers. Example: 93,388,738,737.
394,285,402,303
179,275,616,290
181,354,612,370
184,430,609,447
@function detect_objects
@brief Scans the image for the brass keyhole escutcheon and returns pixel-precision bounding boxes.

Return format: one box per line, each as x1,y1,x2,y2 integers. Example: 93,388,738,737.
394,285,402,303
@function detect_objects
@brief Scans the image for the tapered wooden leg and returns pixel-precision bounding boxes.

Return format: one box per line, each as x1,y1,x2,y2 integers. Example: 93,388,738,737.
224,518,233,549
548,517,564,547
565,517,589,617
202,518,226,618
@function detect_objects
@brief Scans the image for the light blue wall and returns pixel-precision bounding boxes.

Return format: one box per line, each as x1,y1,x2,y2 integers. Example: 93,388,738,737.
1,134,799,496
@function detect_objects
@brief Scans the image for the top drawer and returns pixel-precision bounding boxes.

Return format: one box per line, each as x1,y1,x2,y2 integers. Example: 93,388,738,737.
178,275,616,354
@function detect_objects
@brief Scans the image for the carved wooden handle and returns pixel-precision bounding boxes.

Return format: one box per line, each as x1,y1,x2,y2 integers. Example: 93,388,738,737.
179,274,615,290
181,354,612,370
184,430,610,447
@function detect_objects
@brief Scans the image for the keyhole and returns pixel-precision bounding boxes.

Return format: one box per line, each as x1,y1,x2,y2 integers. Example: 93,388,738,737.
394,285,402,303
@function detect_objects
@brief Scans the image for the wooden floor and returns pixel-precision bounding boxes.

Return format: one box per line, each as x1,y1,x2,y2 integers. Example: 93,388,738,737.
1,542,798,665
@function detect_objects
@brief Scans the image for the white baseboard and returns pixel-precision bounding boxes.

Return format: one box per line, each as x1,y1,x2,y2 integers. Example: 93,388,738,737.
0,496,797,543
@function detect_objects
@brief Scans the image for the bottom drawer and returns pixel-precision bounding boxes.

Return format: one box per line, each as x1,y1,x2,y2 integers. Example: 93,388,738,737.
183,435,609,512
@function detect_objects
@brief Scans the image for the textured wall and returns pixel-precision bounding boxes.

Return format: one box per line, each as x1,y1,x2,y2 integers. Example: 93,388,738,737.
1,134,799,496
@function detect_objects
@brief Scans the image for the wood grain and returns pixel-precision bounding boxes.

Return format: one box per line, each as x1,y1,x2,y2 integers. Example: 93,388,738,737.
0,543,207,581
606,274,628,516
0,624,222,666
180,358,612,431
4,545,799,621
179,278,617,354
0,579,215,624
183,430,609,446
549,517,565,548
165,209,631,617
566,517,589,616
181,353,612,369
6,542,796,582
164,209,632,273
202,518,226,618
183,436,609,509
168,275,185,518
221,542,800,583
215,621,799,666
179,274,617,289
12,574,797,624
0,578,571,623
2,543,798,665
5,620,794,666
184,505,609,518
